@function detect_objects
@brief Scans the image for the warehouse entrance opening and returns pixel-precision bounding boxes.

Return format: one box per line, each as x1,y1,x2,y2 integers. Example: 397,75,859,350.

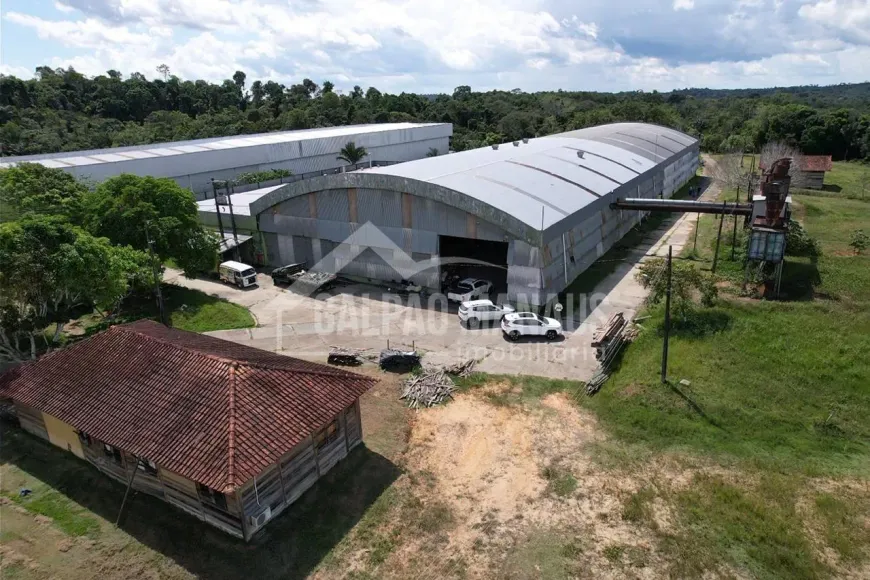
438,235,508,297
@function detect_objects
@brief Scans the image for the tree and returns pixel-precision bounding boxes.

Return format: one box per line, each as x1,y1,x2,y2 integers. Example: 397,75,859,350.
0,215,150,361
232,70,246,90
81,174,217,276
337,141,368,165
453,85,472,100
426,147,440,157
636,258,718,319
0,162,88,220
321,80,334,94
156,64,170,81
711,152,751,192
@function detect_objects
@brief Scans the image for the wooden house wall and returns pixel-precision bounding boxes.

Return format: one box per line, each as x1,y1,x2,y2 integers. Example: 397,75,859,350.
238,399,363,540
11,401,244,539
345,400,362,450
14,400,49,441
803,171,825,190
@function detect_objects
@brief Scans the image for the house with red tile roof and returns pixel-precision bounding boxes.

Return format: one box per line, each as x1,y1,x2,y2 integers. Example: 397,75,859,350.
798,155,833,189
0,320,376,540
761,155,833,190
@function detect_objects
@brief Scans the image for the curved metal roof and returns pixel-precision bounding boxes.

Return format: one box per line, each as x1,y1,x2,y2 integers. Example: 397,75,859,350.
0,122,449,168
250,123,698,241
364,123,696,230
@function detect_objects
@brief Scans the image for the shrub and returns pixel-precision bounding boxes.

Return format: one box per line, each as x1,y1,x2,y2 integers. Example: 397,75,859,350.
849,229,868,254
786,219,821,257
636,259,719,318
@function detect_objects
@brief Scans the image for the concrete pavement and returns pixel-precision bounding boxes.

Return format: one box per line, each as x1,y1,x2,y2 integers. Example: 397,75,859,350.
167,168,720,381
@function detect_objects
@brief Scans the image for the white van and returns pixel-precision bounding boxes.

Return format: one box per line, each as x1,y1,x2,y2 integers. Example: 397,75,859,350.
219,261,258,288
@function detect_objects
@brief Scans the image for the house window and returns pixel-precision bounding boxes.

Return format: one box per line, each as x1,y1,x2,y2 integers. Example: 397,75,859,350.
136,457,158,476
77,431,92,446
196,482,228,511
315,420,339,451
103,444,123,465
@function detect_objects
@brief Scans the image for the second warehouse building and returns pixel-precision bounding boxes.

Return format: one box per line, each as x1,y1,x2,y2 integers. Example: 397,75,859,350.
202,122,699,306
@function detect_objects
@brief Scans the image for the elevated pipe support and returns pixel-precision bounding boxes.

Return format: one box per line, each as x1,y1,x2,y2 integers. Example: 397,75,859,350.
611,198,752,216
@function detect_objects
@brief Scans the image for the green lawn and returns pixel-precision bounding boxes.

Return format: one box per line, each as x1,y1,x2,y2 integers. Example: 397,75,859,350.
83,284,255,335
590,192,870,476
793,161,870,200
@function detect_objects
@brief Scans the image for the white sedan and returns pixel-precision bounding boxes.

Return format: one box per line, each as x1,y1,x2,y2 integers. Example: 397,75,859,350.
446,278,492,302
501,312,564,341
458,299,515,327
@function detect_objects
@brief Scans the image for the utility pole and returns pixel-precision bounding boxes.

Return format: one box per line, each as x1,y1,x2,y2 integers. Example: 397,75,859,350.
144,221,167,326
661,245,672,384
712,201,726,273
731,186,740,261
211,178,227,250
226,181,241,261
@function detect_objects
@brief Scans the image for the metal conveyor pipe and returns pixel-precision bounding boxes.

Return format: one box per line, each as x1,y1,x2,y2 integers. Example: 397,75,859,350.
612,198,752,216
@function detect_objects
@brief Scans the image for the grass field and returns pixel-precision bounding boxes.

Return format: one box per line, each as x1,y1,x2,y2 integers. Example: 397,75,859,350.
794,161,870,200
73,284,255,336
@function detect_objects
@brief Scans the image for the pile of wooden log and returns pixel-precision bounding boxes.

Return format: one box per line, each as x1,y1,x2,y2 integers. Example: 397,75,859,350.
586,312,636,395
444,358,477,377
401,368,456,408
327,346,368,366
591,313,627,361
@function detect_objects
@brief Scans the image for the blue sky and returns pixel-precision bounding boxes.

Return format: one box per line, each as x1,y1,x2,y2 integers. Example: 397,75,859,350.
1,0,868,93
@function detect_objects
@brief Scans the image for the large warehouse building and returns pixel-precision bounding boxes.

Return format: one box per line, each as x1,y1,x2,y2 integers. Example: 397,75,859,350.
0,123,452,199
201,122,699,305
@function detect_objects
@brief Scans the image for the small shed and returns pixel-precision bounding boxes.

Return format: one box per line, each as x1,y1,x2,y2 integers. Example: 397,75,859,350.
799,155,833,189
0,320,376,540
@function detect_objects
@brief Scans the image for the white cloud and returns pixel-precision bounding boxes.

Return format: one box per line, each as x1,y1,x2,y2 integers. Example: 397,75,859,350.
2,0,868,92
6,13,154,48
0,64,35,78
799,0,870,43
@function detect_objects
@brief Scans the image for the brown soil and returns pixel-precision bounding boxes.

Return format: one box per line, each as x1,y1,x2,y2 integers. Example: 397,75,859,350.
393,386,668,578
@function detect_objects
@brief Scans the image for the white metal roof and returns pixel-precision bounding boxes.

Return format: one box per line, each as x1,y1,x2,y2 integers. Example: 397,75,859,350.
219,260,255,271
365,123,696,230
197,184,285,217
0,122,448,168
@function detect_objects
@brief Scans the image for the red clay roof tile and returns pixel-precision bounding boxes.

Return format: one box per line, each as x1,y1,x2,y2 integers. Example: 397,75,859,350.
0,320,376,491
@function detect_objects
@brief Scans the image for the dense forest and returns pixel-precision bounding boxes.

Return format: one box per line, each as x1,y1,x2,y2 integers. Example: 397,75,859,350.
1,66,869,160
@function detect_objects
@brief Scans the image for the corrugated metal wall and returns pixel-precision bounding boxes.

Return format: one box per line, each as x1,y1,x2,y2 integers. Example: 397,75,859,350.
259,186,509,290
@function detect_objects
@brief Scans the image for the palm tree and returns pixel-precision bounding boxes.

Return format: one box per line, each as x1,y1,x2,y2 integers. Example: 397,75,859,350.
337,142,368,166
426,147,439,157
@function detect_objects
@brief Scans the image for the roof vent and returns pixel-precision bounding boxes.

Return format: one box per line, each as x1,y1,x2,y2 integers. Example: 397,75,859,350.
492,144,499,150
522,138,529,144
576,150,586,159
513,141,519,147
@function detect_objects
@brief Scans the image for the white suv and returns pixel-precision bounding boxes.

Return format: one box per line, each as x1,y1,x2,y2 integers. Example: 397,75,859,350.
458,300,515,327
447,278,492,302
501,312,563,341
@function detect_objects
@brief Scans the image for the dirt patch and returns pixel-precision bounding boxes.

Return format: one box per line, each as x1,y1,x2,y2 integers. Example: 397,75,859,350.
399,388,669,577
